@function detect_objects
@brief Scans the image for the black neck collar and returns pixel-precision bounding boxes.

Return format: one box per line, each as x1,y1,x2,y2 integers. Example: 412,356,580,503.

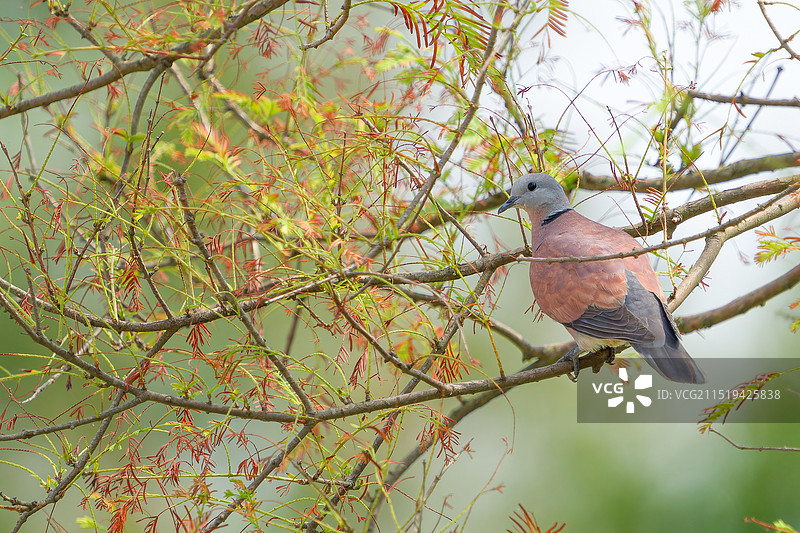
541,208,572,226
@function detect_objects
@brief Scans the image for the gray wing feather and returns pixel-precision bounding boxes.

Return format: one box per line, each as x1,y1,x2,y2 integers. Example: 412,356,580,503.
562,271,706,384
563,304,656,343
562,272,660,345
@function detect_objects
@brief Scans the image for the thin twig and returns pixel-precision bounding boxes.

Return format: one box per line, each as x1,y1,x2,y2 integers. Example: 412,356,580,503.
117,61,170,189
64,15,123,67
721,68,784,166
2,397,147,441
356,113,487,257
362,5,514,262
301,0,352,50
709,427,800,452
127,227,174,319
330,289,448,391
757,0,800,61
623,174,799,237
365,355,553,533
201,422,319,532
199,73,271,139
19,326,104,404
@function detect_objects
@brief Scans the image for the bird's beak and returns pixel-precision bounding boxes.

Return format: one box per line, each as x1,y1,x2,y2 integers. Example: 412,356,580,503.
497,195,520,214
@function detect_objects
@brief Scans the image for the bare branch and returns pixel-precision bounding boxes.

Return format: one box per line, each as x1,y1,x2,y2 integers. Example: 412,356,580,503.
688,90,800,108
311,349,612,423
579,152,800,192
622,174,800,237
758,0,800,61
0,55,158,120
678,264,800,332
63,15,123,66
1,396,147,441
670,186,800,309
367,175,799,242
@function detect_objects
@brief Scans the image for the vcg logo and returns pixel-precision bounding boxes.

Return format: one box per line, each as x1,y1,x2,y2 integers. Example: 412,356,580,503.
591,368,653,414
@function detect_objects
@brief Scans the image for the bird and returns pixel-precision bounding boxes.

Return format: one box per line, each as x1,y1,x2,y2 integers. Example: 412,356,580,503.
497,173,706,384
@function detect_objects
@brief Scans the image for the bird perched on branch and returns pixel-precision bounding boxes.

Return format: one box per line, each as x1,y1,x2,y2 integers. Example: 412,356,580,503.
498,173,705,384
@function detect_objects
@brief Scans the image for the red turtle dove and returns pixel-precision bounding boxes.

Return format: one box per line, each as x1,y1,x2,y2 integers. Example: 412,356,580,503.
498,173,705,384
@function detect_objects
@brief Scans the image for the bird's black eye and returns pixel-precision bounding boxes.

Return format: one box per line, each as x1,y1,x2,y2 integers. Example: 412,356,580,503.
527,181,536,191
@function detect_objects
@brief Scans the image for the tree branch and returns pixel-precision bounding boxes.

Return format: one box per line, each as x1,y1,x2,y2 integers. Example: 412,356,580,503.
622,175,800,237
578,152,800,192
11,390,125,532
688,90,800,108
670,185,800,309
0,396,147,442
677,263,800,332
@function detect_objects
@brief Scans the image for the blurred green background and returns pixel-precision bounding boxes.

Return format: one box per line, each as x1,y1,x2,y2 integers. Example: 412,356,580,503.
1,0,799,531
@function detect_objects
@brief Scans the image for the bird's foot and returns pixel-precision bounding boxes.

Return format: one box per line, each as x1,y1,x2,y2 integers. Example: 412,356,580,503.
604,347,616,365
589,347,616,374
557,346,584,382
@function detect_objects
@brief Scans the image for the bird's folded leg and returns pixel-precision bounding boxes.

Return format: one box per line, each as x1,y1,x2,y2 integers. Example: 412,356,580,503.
556,346,584,382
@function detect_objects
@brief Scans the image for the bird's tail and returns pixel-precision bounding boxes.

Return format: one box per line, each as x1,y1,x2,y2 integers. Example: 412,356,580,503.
633,340,706,384
633,300,706,384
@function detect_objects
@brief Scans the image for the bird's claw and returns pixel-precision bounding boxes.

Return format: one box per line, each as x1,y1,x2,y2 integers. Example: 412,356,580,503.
557,346,583,382
590,347,616,374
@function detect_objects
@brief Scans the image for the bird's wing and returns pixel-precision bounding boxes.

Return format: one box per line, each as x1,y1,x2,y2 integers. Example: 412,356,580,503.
561,272,660,344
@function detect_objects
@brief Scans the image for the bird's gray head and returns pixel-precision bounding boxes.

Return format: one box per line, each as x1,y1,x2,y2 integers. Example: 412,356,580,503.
497,173,571,219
